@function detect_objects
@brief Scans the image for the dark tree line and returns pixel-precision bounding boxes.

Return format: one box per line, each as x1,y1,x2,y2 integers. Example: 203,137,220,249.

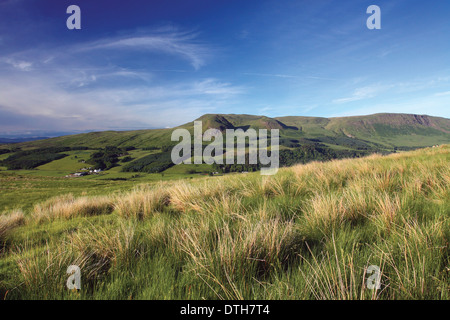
122,151,174,173
87,146,132,170
0,149,12,155
0,147,72,170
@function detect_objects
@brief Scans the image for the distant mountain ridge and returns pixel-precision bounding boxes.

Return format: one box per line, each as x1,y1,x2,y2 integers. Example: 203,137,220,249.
181,114,290,131
2,113,450,151
0,137,50,144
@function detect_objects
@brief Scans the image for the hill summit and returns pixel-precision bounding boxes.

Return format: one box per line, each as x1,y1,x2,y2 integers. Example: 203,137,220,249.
3,113,450,151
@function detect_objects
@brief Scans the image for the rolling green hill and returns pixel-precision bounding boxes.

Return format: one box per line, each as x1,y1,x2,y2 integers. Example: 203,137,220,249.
1,113,449,175
5,113,449,151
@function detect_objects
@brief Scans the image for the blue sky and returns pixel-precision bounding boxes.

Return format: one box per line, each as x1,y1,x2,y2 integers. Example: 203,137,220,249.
0,0,449,133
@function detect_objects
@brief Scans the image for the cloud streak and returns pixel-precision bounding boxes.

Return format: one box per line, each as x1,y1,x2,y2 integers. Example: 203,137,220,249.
333,85,386,104
242,72,337,81
82,29,211,70
4,58,33,71
332,76,450,105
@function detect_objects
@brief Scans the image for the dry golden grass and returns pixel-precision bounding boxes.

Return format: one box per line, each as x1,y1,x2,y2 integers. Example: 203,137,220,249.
302,185,374,235
32,194,114,222
173,215,301,299
114,184,170,219
298,235,369,300
371,193,401,232
14,221,146,294
0,210,25,242
69,221,142,268
168,179,236,214
13,241,93,293
373,217,447,299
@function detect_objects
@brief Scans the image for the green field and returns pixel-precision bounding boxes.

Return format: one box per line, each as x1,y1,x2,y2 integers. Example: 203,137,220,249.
0,145,448,300
33,149,159,175
35,150,92,171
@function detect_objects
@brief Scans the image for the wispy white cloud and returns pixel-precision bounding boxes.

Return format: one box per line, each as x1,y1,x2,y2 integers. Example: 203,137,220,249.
332,76,450,105
82,29,211,70
4,58,32,71
190,79,244,96
237,30,250,40
242,72,299,79
434,91,450,97
333,85,387,104
242,72,337,81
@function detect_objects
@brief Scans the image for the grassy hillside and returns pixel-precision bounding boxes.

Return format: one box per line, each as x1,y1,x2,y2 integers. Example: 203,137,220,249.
1,113,448,179
2,129,173,150
323,113,450,147
5,113,450,152
0,145,448,300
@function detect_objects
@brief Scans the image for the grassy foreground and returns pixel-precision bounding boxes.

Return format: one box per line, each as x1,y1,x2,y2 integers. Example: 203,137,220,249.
0,146,448,300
